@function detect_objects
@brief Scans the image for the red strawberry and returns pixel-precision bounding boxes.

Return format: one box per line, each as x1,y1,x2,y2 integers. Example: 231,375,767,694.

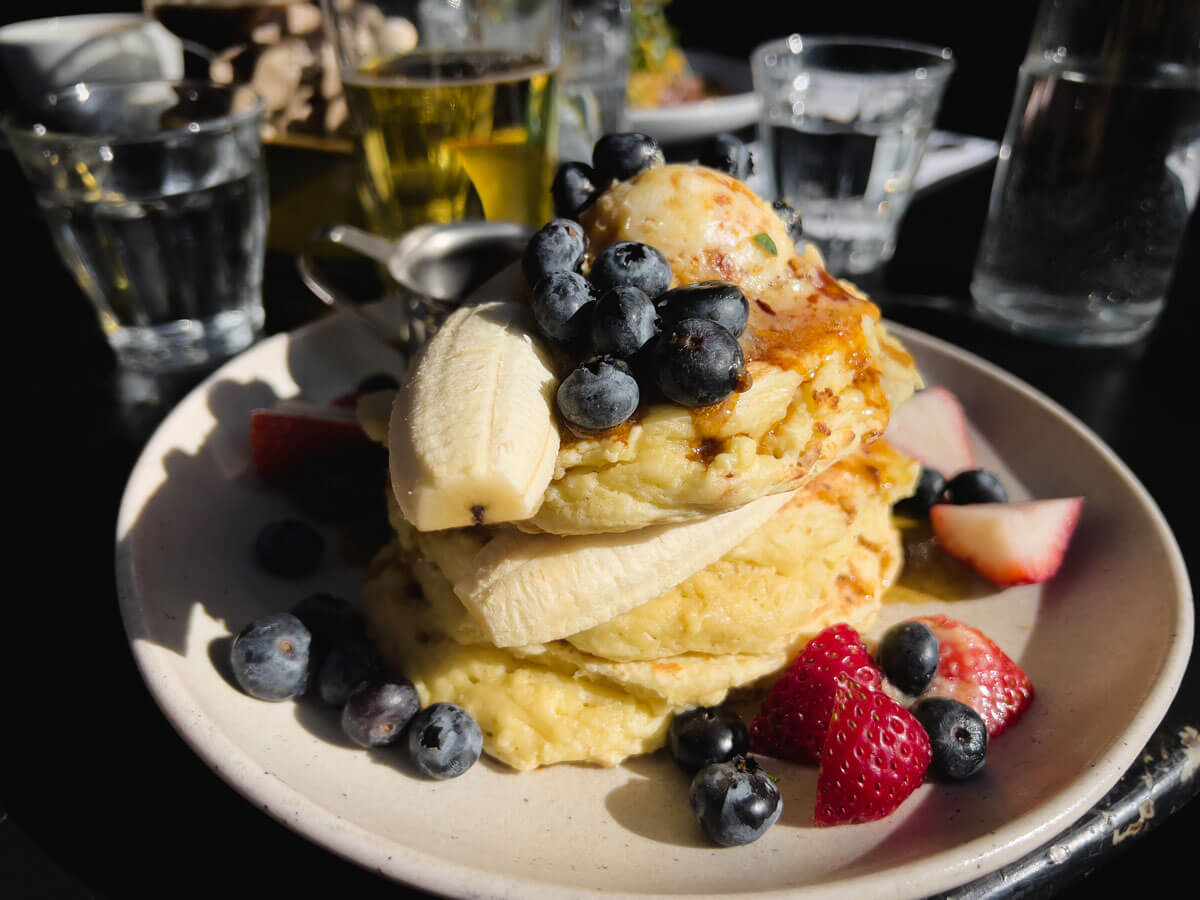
814,677,931,826
250,402,371,486
884,386,975,478
930,497,1083,586
750,623,883,764
912,614,1033,738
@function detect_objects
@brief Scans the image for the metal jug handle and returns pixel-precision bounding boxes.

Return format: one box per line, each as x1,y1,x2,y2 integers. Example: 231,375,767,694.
297,224,413,351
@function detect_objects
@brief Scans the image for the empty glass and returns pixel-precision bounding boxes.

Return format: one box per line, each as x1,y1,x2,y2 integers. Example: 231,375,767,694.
3,81,268,372
752,35,955,275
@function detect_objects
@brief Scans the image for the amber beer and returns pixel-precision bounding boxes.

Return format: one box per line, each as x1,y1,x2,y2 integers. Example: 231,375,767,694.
342,49,558,234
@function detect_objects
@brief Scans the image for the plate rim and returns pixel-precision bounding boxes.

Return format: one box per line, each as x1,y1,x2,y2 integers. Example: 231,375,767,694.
115,316,1194,900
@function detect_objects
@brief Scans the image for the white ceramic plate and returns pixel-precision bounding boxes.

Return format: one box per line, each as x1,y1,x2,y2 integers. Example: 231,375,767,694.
116,313,1192,900
625,49,760,143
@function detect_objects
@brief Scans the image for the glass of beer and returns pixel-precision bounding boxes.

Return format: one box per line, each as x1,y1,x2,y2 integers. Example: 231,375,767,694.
320,0,561,235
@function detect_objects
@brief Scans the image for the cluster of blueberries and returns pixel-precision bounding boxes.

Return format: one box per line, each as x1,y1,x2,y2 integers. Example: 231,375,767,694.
229,594,483,780
525,131,801,436
877,621,989,780
895,466,1009,518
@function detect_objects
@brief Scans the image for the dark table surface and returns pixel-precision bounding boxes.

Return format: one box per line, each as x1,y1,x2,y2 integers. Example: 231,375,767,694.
7,132,1198,899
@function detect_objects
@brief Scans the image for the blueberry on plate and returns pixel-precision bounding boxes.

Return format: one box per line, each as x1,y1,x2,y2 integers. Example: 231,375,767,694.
656,281,749,338
522,218,587,286
910,696,988,780
944,469,1008,505
590,285,658,358
230,613,312,701
589,240,671,298
772,200,803,241
317,637,381,707
698,133,755,179
654,317,746,408
341,680,420,748
289,592,363,665
407,702,484,779
551,161,599,219
894,467,948,518
592,132,665,184
876,620,940,696
254,519,323,578
531,270,598,344
689,755,782,846
557,356,640,436
668,706,750,775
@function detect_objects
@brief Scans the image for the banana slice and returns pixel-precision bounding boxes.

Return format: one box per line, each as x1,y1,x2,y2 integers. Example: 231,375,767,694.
389,301,561,531
455,490,796,646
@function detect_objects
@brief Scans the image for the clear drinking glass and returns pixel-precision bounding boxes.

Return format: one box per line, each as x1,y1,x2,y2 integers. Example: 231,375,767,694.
751,35,955,275
559,0,631,163
970,0,1200,346
2,80,269,372
320,0,562,234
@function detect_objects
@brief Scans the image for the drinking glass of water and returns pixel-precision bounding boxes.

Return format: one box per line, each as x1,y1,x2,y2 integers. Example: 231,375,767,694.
751,35,955,276
970,0,1200,346
2,80,268,372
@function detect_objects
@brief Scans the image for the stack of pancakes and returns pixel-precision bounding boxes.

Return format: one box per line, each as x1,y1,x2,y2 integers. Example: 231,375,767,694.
361,164,922,771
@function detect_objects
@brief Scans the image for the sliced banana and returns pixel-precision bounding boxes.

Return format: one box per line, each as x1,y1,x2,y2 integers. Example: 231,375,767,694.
454,490,796,646
389,301,560,532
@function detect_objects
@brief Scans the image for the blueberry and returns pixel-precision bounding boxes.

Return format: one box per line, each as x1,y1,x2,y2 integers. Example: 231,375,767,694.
654,318,745,408
589,241,671,298
522,218,587,286
655,281,749,338
551,161,599,219
876,620,940,696
254,519,323,578
698,133,755,179
317,637,381,707
341,680,420,748
531,270,598,343
944,469,1008,505
689,755,782,846
592,132,665,184
406,702,484,779
894,467,948,518
590,285,658,358
668,706,750,775
356,372,399,394
772,200,803,241
910,696,988,780
289,592,363,665
557,356,640,436
285,445,388,524
230,613,312,701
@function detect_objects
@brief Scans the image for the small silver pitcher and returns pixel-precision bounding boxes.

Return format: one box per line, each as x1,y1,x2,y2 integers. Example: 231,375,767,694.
297,221,532,357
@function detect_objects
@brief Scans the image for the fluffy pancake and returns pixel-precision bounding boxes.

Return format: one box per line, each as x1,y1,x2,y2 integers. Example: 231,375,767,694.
361,443,915,770
566,443,913,660
523,164,920,535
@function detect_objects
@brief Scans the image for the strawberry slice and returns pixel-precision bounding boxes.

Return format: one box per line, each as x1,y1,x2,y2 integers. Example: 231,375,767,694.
750,623,883,764
912,614,1033,738
250,402,372,486
930,497,1083,585
884,386,975,478
815,677,932,826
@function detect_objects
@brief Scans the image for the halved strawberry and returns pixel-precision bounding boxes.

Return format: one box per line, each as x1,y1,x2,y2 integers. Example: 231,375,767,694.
750,623,883,764
814,677,932,826
884,386,975,478
930,497,1083,585
250,402,372,486
912,614,1033,738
